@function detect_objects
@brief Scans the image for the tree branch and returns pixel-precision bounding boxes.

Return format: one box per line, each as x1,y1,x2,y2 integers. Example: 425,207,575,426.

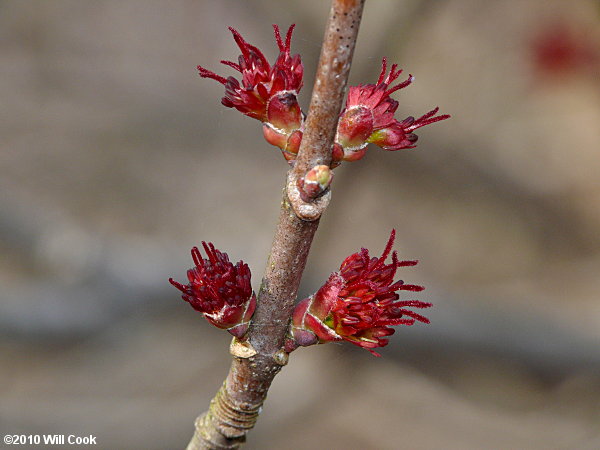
187,1,366,448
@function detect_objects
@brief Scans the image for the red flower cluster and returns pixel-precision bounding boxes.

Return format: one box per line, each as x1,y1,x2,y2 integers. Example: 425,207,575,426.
198,24,303,121
289,230,431,356
198,25,305,162
169,242,256,338
198,26,448,167
333,58,450,165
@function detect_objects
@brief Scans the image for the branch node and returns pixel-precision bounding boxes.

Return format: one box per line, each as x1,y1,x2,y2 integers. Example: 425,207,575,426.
188,382,263,449
273,349,289,366
286,172,331,221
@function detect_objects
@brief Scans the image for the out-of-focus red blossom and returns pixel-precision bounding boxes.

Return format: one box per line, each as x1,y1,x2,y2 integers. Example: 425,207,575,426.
333,58,449,166
288,230,431,356
197,24,303,124
169,243,256,338
531,21,599,78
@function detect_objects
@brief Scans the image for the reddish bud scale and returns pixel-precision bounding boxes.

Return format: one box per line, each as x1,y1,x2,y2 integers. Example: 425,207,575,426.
289,230,431,356
170,242,256,337
263,126,302,162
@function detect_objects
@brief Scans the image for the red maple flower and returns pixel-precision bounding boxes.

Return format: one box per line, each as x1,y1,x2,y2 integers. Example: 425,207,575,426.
197,24,303,125
531,21,599,79
289,230,431,356
337,58,412,148
368,106,449,151
334,58,449,164
169,242,256,338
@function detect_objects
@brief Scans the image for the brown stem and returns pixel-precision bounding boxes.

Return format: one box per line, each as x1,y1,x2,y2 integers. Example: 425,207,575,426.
187,1,365,448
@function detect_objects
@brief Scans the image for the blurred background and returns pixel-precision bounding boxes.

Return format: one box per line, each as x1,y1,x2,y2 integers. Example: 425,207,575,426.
1,0,600,448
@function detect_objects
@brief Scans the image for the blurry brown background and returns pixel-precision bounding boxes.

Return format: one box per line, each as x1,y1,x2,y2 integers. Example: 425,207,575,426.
1,1,600,449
